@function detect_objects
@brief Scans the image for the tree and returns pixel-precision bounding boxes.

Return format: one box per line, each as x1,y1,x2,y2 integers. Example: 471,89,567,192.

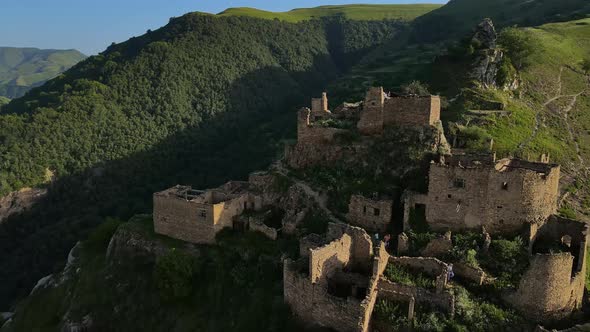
401,80,430,96
154,249,195,301
582,58,590,74
498,27,535,70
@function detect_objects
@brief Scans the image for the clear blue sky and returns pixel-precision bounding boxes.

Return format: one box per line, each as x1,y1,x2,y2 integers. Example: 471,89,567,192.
0,0,446,55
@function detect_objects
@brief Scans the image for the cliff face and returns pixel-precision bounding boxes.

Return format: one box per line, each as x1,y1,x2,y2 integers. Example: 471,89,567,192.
0,188,47,224
3,215,307,332
469,19,518,91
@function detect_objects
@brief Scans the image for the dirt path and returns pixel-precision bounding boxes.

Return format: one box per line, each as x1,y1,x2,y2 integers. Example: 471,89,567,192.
517,67,564,151
518,67,588,168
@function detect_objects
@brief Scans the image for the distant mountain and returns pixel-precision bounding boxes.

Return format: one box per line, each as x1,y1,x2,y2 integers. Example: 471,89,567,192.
217,4,442,22
411,0,590,43
0,47,86,98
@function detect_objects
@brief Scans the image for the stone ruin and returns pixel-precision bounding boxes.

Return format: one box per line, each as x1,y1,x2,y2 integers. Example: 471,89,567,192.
285,88,442,169
505,216,589,322
152,172,286,244
284,223,458,332
400,150,588,323
346,194,394,234
404,152,561,234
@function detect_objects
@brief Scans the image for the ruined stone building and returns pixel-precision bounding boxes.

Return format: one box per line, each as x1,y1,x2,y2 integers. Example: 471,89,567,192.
153,181,263,244
404,153,560,234
401,151,588,323
286,88,442,168
505,216,589,322
284,224,455,332
347,195,394,233
357,87,441,135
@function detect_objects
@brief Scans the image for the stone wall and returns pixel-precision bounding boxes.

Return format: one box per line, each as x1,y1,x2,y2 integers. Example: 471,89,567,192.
153,192,217,244
309,233,353,284
347,195,394,233
357,87,441,134
418,159,560,234
357,87,385,135
153,186,259,244
377,278,455,315
504,252,585,323
283,260,367,332
382,96,441,127
389,256,449,293
297,108,346,144
453,263,487,285
249,220,278,240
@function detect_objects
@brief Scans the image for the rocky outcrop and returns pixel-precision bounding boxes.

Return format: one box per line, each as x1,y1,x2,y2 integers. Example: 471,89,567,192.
106,222,197,264
469,19,519,91
472,18,497,49
0,187,47,223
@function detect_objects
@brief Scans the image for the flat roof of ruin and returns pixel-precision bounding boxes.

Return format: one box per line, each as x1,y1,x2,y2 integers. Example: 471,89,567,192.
155,181,252,204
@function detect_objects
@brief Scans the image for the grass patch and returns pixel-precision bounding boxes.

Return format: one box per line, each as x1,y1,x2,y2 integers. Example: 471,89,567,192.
384,264,436,290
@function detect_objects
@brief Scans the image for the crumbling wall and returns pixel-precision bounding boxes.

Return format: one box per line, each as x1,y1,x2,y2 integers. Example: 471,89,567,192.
389,257,449,292
249,220,278,240
309,234,353,284
347,195,394,233
213,193,255,231
377,278,455,315
383,96,441,127
358,87,385,135
297,108,346,144
504,252,585,322
453,263,487,285
422,161,560,234
153,193,217,244
284,260,366,332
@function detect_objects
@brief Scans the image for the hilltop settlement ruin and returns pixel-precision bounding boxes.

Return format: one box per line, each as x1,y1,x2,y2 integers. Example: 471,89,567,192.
153,88,588,331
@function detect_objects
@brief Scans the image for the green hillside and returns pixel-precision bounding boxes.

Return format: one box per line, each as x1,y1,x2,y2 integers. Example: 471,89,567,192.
412,0,590,42
451,18,590,217
0,47,86,98
0,14,406,311
218,4,442,22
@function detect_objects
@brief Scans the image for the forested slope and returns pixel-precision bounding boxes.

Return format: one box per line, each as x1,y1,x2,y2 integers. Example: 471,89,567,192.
0,47,86,99
0,13,407,310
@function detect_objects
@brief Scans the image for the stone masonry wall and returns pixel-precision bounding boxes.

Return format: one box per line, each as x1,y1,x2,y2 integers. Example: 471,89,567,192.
309,233,353,284
382,96,441,127
347,195,394,233
297,108,346,144
504,252,585,322
423,162,560,234
249,220,278,240
284,260,367,332
389,256,449,292
357,87,385,135
153,194,217,244
377,278,455,315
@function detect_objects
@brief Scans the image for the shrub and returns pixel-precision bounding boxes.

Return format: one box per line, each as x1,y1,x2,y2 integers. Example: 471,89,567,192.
384,264,436,289
154,249,195,301
401,80,431,96
373,299,410,329
496,57,517,87
582,58,590,74
498,27,535,70
272,173,294,193
479,237,528,288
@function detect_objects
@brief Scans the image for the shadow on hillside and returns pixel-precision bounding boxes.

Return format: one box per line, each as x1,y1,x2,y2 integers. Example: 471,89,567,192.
0,57,342,310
